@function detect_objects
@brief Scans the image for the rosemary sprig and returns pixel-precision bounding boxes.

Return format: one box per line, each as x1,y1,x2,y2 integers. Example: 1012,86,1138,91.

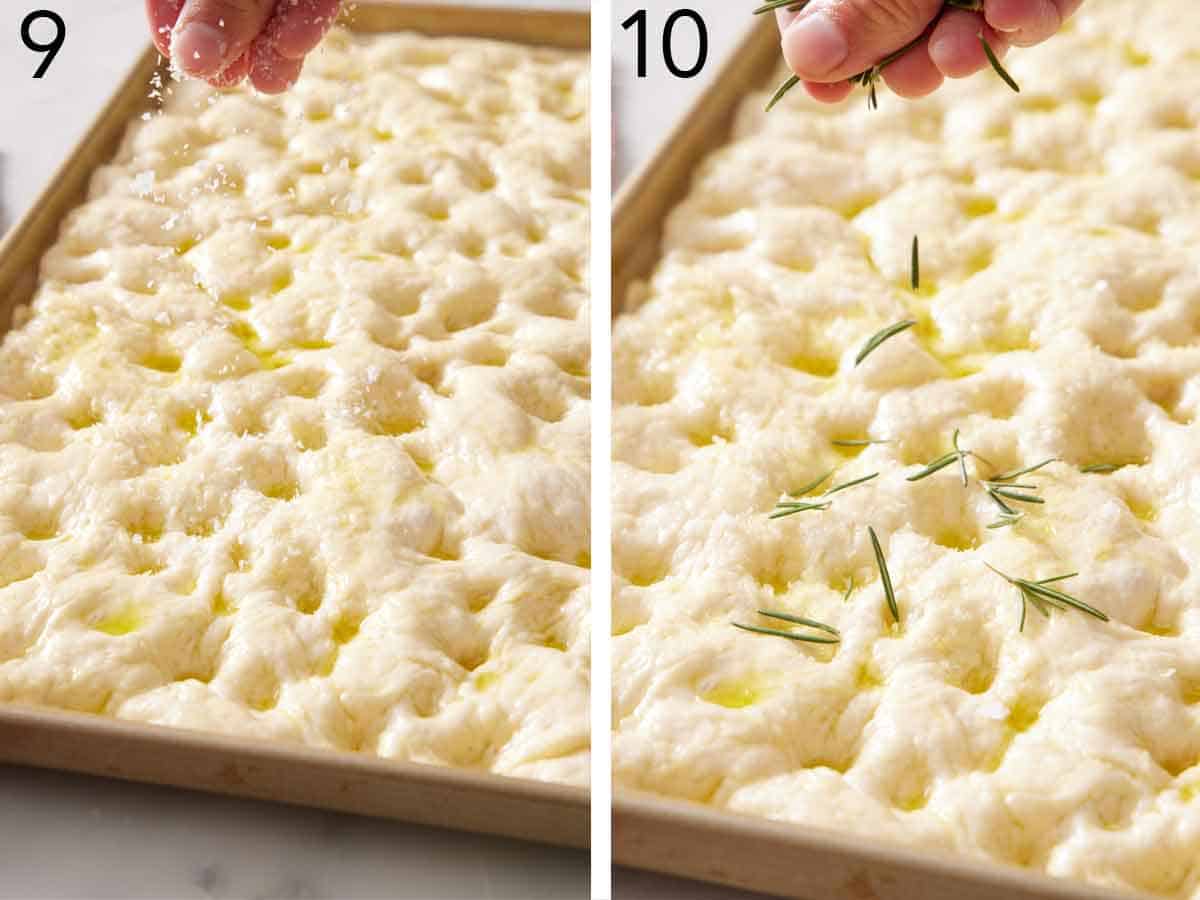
757,3,1020,110
985,564,1109,632
906,429,971,486
981,457,1056,524
772,472,879,518
868,526,899,624
733,609,841,644
855,320,917,366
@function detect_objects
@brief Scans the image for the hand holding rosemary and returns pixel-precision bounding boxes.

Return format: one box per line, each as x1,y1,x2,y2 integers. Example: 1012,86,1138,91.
758,0,1023,111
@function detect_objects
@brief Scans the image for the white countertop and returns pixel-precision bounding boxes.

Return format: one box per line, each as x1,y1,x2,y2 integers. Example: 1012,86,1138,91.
0,3,589,899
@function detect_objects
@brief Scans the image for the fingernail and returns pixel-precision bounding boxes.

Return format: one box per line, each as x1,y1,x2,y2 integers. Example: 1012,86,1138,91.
783,11,849,78
173,21,228,76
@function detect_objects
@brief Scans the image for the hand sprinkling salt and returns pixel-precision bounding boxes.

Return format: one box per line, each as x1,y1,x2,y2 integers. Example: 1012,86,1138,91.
145,0,344,94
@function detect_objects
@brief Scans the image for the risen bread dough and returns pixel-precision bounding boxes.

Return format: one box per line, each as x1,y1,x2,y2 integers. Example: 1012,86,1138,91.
0,29,590,787
614,0,1200,893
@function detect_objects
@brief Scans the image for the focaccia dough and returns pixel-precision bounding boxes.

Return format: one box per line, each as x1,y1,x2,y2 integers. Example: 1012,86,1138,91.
0,28,590,787
614,0,1200,893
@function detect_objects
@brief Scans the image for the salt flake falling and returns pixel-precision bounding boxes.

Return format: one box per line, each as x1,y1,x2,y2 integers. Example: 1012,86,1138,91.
133,171,156,197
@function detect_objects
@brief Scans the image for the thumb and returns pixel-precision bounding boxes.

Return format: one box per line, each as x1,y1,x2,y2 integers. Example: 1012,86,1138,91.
780,0,945,83
172,0,276,78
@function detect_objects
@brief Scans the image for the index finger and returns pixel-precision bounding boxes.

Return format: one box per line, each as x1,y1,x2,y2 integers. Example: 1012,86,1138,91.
146,0,185,56
259,0,343,61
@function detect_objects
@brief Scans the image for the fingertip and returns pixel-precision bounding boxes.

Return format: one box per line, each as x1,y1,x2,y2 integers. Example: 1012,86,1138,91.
775,5,802,33
985,0,1060,47
209,52,250,89
146,0,184,57
881,42,944,99
268,0,342,60
152,30,172,58
983,0,1033,32
805,80,854,104
781,12,850,82
929,11,1007,79
249,43,305,94
172,20,230,78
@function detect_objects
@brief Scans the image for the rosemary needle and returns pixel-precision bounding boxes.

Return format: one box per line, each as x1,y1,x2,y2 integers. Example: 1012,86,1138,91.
758,609,840,636
991,458,1058,482
953,429,969,486
1081,463,1122,474
980,34,1021,93
753,0,808,13
855,320,917,366
769,500,831,520
823,472,880,496
906,452,959,482
733,623,841,644
986,485,1045,506
790,469,834,497
987,510,1023,530
733,608,841,644
911,235,920,291
832,439,888,448
766,75,801,113
868,526,900,624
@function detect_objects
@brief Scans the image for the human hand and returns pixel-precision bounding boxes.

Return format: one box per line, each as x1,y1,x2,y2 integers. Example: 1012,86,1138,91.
776,0,1082,103
146,0,342,94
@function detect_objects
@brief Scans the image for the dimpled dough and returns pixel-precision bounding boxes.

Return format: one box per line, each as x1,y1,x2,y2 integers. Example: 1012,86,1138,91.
613,0,1200,894
0,29,589,787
